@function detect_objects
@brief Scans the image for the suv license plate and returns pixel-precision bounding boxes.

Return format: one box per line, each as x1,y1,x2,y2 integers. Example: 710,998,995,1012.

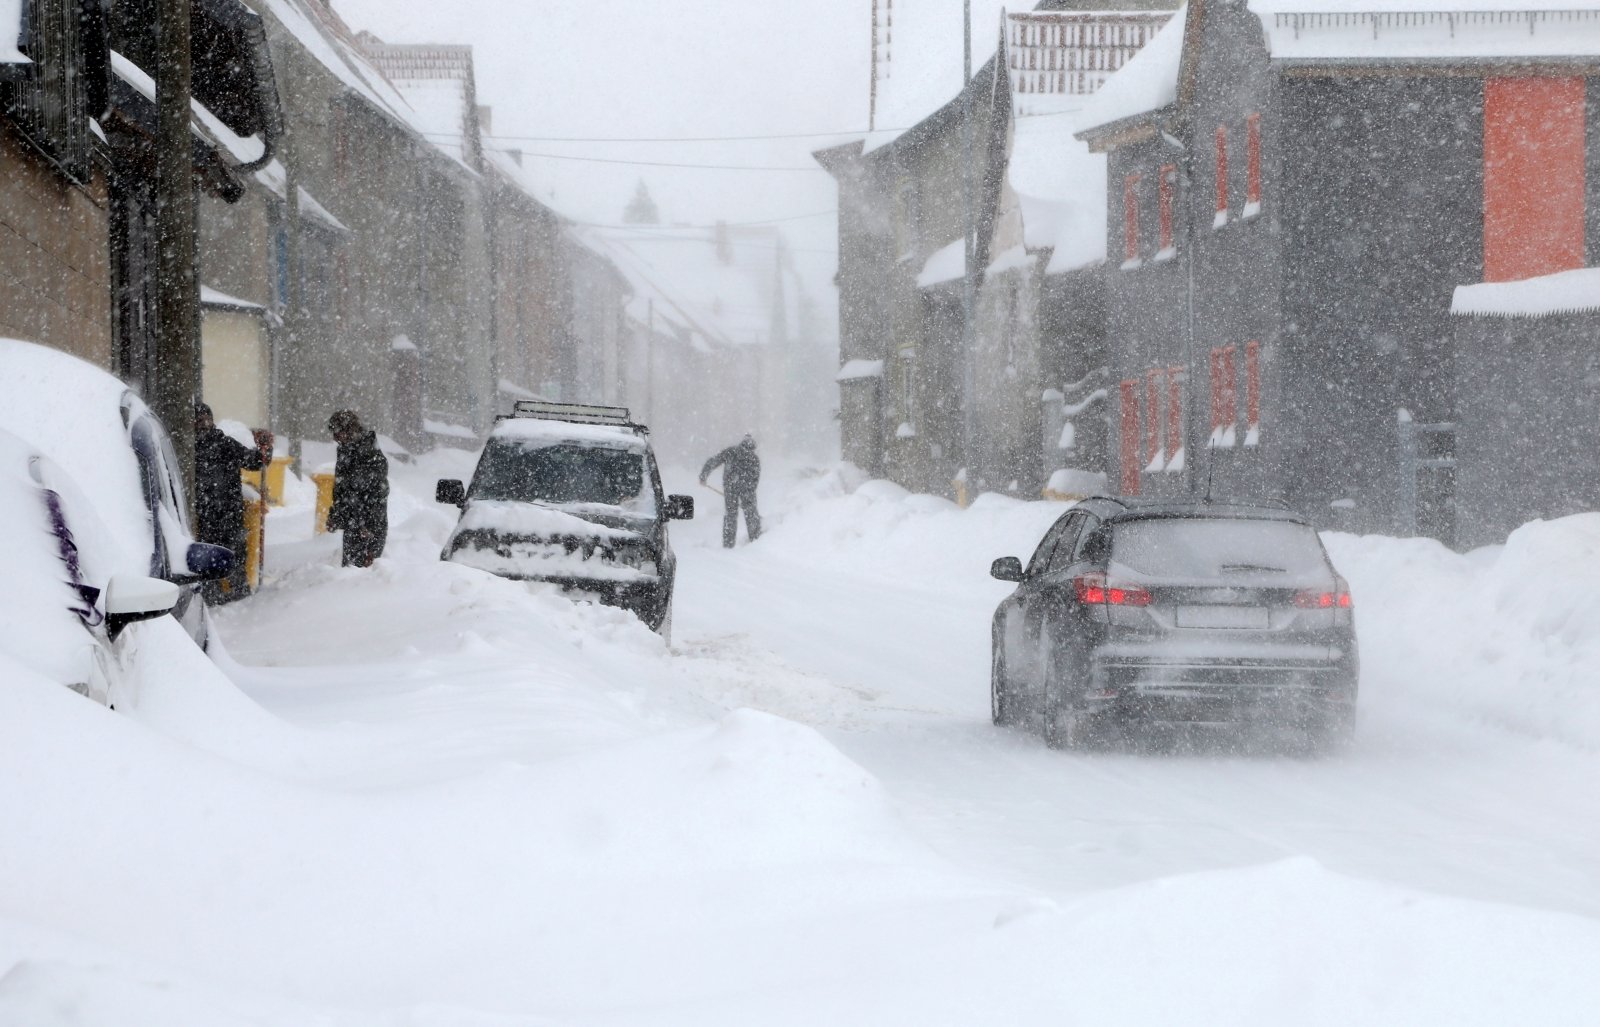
1176,605,1269,629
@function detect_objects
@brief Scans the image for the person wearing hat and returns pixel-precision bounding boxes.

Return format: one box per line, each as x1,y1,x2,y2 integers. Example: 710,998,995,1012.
699,433,761,548
326,410,389,568
193,403,273,603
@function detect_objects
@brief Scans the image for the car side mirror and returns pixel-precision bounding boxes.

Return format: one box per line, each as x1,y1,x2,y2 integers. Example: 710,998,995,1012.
665,494,695,520
436,479,466,506
184,542,235,582
990,556,1024,582
104,574,180,640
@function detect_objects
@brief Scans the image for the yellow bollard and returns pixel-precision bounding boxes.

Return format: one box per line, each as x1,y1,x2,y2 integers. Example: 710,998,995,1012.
312,472,336,534
242,493,264,591
265,455,293,506
952,471,970,509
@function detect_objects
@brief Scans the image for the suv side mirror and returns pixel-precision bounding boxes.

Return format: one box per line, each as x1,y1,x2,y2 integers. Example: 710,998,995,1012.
436,479,466,506
665,494,694,520
104,574,180,640
184,542,235,582
990,556,1024,582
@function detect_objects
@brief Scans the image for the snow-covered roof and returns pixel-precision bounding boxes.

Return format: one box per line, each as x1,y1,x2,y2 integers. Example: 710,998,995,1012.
1451,267,1600,318
1006,10,1176,118
837,359,886,381
917,238,968,289
864,0,1016,153
254,0,414,127
985,245,1036,278
1252,2,1600,61
1079,4,1189,130
252,161,350,234
200,286,265,311
1010,108,1109,269
3,0,30,65
110,51,269,167
354,36,480,175
497,378,540,400
390,334,417,352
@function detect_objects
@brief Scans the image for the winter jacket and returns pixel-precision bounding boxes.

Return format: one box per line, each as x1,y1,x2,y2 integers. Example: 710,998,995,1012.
701,440,760,496
328,431,389,533
195,427,265,544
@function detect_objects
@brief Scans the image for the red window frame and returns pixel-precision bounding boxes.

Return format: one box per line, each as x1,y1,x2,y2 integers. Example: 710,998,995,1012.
1245,340,1261,428
1215,125,1229,217
1245,113,1262,207
1166,366,1183,461
1221,344,1238,429
1119,379,1141,495
1208,348,1223,432
1145,368,1163,465
1123,173,1142,262
1158,164,1176,252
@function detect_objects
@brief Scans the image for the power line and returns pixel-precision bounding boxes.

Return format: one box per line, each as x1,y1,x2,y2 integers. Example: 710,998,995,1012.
423,127,906,144
482,148,826,172
571,210,836,230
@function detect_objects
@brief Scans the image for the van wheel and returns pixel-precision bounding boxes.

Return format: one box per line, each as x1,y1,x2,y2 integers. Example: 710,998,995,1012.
1041,637,1094,750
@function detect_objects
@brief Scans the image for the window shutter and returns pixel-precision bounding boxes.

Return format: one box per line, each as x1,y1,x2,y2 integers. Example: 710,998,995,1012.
1158,164,1176,252
1123,173,1142,262
1215,125,1229,217
1145,368,1163,466
1119,379,1141,495
1246,340,1261,428
1245,114,1262,207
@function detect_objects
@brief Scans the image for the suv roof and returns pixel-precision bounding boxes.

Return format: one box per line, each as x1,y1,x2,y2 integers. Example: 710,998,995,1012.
501,400,649,435
1083,495,1306,525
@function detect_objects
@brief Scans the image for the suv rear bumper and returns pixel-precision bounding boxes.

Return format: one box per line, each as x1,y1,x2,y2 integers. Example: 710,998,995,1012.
1088,648,1357,723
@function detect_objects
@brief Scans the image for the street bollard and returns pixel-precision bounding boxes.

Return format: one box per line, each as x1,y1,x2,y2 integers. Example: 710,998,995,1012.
242,489,264,591
265,455,293,506
312,472,336,533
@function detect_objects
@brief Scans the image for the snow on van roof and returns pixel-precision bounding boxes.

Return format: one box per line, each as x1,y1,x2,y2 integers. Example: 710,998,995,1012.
1451,267,1600,318
491,417,649,452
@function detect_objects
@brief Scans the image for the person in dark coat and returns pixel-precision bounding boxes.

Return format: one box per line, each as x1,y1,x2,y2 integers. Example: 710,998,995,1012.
193,403,272,603
700,433,761,548
326,410,389,568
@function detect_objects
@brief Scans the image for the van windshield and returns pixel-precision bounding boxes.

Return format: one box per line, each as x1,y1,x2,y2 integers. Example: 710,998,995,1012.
470,441,651,510
1109,517,1329,582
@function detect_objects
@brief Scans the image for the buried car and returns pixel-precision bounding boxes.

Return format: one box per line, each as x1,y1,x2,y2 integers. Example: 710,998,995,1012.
990,496,1359,750
0,427,196,706
436,402,693,633
0,338,233,650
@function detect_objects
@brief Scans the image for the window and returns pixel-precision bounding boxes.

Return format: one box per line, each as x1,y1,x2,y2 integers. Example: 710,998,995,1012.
1244,113,1262,216
1209,346,1238,447
1122,173,1142,266
1213,125,1229,228
1046,512,1089,573
1144,368,1163,469
1245,340,1262,446
1119,379,1141,495
1157,164,1178,256
1483,76,1585,282
1166,366,1184,467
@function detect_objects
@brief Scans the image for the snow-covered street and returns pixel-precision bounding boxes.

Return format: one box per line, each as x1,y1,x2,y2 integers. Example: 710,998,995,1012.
4,461,1600,1024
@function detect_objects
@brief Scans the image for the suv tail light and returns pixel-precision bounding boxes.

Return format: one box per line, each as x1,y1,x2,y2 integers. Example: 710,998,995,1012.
1293,588,1352,609
1074,574,1153,607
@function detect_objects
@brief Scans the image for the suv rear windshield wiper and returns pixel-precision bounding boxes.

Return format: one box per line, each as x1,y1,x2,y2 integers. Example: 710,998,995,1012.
1220,563,1287,574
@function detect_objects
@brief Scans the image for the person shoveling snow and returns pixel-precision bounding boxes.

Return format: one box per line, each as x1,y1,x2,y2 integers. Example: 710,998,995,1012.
700,434,761,548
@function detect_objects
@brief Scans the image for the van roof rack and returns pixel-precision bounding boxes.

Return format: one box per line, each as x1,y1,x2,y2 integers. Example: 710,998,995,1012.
506,400,648,432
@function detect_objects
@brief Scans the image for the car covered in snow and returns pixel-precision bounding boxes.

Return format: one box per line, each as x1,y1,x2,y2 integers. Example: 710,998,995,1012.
989,497,1359,750
0,339,234,650
0,426,197,705
435,402,694,633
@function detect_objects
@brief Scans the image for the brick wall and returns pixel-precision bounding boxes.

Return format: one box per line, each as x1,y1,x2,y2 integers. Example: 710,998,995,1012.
0,124,112,367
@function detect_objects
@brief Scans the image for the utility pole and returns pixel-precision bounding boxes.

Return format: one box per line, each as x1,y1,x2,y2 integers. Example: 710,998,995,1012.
154,0,198,498
959,0,978,480
645,298,655,425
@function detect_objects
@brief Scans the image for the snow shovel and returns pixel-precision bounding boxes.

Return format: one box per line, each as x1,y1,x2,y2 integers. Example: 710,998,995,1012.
700,482,724,497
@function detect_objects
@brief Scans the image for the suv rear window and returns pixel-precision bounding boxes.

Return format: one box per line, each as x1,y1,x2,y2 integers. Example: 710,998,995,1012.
471,441,648,509
1109,517,1329,582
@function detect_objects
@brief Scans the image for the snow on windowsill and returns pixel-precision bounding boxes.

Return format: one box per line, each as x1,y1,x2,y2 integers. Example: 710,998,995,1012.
1058,421,1076,451
1245,425,1261,448
1143,449,1167,474
1119,257,1144,272
1213,210,1230,230
1151,246,1177,264
1451,266,1600,319
895,422,917,440
1242,200,1262,220
837,359,886,382
1207,425,1238,448
1166,446,1186,473
1062,388,1107,416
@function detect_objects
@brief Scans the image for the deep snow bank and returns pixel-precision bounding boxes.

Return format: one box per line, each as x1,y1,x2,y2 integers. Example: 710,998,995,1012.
1326,514,1600,751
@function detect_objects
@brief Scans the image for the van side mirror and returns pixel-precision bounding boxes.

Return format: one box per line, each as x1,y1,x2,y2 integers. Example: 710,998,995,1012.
436,479,466,506
104,574,180,640
990,556,1024,582
665,494,695,520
